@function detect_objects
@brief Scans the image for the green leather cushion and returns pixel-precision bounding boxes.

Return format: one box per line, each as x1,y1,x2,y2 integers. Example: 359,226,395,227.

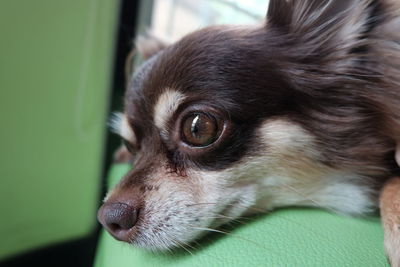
95,164,388,267
0,0,118,260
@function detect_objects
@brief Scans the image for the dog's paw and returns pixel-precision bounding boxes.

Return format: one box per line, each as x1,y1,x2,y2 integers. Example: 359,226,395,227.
380,178,400,267
384,227,400,267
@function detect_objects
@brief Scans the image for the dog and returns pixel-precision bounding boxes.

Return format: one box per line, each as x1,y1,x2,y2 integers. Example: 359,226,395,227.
97,0,400,265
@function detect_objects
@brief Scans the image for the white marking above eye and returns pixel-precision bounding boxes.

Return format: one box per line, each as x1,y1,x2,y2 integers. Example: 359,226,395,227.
154,89,186,131
109,112,136,144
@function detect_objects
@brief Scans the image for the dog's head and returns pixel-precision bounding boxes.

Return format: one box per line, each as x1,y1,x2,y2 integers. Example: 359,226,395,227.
98,0,396,250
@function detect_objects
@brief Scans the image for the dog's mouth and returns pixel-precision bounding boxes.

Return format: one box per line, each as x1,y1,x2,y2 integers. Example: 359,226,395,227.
98,193,253,251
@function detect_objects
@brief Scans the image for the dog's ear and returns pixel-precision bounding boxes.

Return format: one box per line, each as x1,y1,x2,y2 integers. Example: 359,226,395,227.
267,0,373,72
135,34,168,60
124,34,168,84
267,0,371,38
267,0,295,29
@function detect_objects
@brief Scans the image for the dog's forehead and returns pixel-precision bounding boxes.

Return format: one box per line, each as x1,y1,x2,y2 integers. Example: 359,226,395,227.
126,28,240,120
126,26,287,121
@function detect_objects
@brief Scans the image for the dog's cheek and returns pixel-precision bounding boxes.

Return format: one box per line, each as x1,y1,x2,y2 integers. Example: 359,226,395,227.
188,167,260,225
134,168,225,247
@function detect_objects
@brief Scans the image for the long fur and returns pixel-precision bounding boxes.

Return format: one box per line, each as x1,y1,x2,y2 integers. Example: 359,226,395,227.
99,0,400,262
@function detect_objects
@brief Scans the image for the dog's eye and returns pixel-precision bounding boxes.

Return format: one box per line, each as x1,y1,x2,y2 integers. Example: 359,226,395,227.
182,113,220,147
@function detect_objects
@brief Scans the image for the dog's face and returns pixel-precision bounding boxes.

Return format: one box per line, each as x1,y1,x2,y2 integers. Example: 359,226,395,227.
98,0,397,251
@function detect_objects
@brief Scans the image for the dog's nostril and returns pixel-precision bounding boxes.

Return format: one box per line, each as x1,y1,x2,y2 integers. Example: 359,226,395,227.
97,202,139,242
103,203,139,229
109,223,124,232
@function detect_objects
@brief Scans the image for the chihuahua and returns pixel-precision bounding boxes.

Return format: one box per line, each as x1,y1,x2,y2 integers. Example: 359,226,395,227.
98,0,400,265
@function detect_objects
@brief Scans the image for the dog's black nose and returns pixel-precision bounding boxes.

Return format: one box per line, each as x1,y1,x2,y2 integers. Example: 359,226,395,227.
97,202,139,242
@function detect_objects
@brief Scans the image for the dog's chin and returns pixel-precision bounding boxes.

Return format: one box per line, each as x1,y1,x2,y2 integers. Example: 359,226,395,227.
125,194,255,251
130,225,206,252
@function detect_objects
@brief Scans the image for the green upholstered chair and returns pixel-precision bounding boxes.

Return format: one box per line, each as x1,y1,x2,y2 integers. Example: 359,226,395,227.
0,0,119,264
94,164,389,267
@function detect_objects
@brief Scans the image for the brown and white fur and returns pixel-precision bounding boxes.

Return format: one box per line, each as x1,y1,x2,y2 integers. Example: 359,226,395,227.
98,0,400,265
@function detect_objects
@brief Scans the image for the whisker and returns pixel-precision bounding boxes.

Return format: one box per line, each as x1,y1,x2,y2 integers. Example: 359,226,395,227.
176,242,194,255
188,225,280,255
188,239,238,264
202,217,248,227
276,183,370,219
186,202,219,207
177,241,196,255
162,232,196,255
186,190,337,216
187,201,270,215
157,233,178,254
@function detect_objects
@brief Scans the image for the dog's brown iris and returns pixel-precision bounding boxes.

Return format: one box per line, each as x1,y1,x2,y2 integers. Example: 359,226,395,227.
182,113,219,147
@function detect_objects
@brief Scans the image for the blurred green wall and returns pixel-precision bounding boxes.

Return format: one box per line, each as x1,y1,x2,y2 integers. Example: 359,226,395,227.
0,0,119,260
